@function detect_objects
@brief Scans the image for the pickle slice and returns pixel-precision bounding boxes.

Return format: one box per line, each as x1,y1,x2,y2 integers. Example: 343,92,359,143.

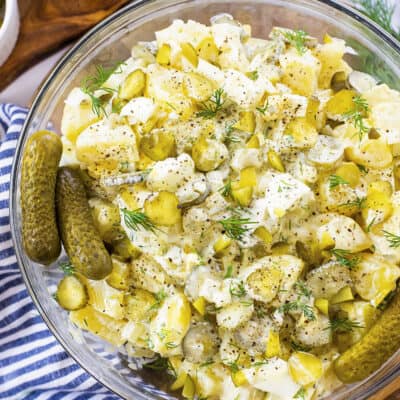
334,291,400,383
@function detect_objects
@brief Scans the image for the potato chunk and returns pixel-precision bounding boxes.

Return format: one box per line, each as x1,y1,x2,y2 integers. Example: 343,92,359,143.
144,191,181,226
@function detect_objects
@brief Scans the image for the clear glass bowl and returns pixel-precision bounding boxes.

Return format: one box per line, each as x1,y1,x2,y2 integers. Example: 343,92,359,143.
9,1,400,399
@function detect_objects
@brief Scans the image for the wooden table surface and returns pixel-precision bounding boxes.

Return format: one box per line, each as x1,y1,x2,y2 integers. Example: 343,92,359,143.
1,1,400,398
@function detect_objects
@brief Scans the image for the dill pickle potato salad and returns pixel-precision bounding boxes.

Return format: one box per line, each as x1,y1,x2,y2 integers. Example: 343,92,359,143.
20,13,400,400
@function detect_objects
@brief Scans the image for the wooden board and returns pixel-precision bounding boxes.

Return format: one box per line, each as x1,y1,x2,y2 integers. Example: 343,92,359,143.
0,0,130,91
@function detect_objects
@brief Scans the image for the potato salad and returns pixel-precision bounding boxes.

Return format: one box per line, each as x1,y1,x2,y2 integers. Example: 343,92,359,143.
56,14,400,400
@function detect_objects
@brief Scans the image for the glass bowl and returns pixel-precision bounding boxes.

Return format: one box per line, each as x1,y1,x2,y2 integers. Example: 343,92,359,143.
9,0,400,399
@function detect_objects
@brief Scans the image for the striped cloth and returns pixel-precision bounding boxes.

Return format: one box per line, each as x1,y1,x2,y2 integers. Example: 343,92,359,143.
0,104,120,400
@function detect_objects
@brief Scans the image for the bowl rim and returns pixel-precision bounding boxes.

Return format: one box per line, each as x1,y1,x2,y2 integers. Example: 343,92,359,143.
10,0,400,399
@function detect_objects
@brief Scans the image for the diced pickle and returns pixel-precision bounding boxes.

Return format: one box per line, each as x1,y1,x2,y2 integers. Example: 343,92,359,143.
254,227,273,245
231,185,253,207
288,352,323,385
314,298,329,316
233,111,256,133
119,69,146,100
325,89,356,117
180,42,199,67
265,330,281,358
140,130,176,161
144,191,181,226
331,286,354,304
268,150,285,172
196,37,219,64
56,275,88,311
214,234,232,253
246,135,260,149
106,256,131,290
156,44,171,65
334,162,360,188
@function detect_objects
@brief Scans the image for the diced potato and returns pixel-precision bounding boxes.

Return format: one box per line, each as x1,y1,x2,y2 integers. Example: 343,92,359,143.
325,89,356,118
107,256,131,290
306,261,353,301
150,292,191,355
183,72,214,102
266,330,281,358
76,120,139,173
314,298,329,316
180,42,199,67
196,37,219,64
233,111,256,133
216,301,254,330
56,275,88,311
330,286,354,304
280,50,320,96
130,255,171,293
288,352,323,385
144,191,181,226
85,279,124,320
268,150,285,172
240,167,257,187
61,88,99,143
351,253,400,306
316,214,371,252
284,117,318,149
345,138,393,169
315,38,347,89
156,43,171,65
192,135,228,171
119,69,146,100
140,130,176,161
89,198,123,243
124,288,156,321
70,305,126,346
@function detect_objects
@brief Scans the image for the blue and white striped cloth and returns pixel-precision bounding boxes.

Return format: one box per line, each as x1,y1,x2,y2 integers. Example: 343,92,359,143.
0,104,120,400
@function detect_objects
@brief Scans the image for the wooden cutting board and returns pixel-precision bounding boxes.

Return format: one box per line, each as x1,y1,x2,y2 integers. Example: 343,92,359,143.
0,0,130,91
1,1,400,399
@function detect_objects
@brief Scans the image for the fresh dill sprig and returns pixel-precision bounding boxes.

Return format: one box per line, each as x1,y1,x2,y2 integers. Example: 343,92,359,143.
382,230,400,248
196,88,225,119
278,280,315,320
219,180,233,198
227,361,241,373
283,29,307,55
247,70,259,80
81,61,125,117
122,208,158,234
143,356,176,377
148,290,168,312
279,301,316,321
343,95,370,141
256,100,269,115
294,387,306,400
354,0,400,41
338,196,366,210
290,341,311,352
294,281,312,299
326,317,364,333
59,261,75,276
229,281,246,298
329,174,349,190
224,265,234,279
219,211,257,241
330,248,360,270
200,359,215,368
366,216,377,232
